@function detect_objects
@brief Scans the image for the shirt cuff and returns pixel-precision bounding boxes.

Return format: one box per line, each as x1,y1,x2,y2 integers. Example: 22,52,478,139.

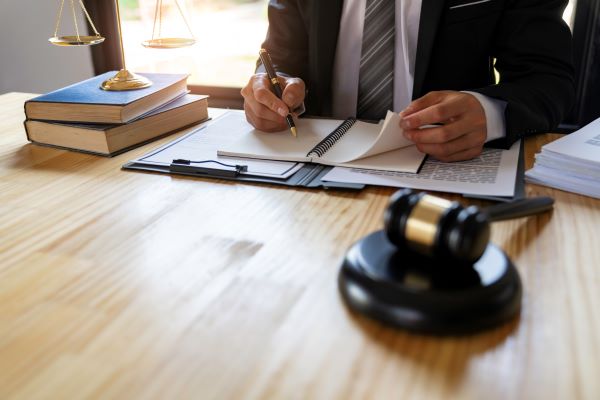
463,91,507,143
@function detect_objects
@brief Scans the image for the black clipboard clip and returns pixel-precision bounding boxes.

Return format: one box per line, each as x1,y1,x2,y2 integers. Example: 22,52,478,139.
170,159,248,177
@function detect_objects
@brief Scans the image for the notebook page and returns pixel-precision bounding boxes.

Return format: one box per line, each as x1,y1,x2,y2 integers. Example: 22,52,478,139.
321,111,414,164
217,117,344,162
356,111,414,158
331,145,425,173
319,120,383,163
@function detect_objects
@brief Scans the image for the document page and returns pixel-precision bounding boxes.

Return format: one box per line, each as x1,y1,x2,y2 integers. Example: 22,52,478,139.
524,117,600,199
542,116,600,164
322,141,521,197
131,111,303,178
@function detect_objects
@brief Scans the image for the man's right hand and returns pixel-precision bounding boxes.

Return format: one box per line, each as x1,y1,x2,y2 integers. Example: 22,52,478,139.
241,73,306,132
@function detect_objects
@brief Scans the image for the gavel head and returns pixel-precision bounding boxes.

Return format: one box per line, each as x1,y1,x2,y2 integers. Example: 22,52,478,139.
384,189,491,263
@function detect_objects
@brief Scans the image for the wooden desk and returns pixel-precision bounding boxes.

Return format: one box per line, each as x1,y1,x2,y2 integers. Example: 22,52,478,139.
1,92,599,399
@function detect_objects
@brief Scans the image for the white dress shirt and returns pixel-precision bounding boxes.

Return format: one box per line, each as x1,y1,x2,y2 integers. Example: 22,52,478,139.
331,0,506,142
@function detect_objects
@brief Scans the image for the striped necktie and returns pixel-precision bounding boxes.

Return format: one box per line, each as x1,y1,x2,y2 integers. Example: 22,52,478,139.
357,0,395,120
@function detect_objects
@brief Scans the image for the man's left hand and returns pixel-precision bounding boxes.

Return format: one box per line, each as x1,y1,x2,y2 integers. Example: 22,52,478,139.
399,91,487,162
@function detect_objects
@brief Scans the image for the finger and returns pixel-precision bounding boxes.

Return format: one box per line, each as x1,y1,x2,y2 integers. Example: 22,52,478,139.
244,95,286,123
399,91,446,117
244,101,286,129
281,77,306,109
415,131,485,161
404,118,471,144
253,116,288,132
251,75,289,117
242,76,287,122
242,75,289,128
244,103,288,132
400,97,467,129
432,146,484,162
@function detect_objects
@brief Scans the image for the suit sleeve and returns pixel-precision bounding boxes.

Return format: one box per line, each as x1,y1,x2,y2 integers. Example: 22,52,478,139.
257,0,310,81
471,0,575,148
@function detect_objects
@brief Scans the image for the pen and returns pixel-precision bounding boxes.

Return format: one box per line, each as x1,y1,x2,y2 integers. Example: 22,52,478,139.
259,48,297,137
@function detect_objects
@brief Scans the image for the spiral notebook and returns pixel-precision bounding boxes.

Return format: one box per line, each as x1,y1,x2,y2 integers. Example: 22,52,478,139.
217,111,426,173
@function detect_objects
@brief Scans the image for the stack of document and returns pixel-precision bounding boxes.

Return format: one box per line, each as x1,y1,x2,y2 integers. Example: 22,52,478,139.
525,117,600,199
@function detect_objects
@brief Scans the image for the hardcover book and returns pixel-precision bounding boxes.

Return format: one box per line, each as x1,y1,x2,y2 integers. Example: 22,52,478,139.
24,72,189,124
25,94,208,156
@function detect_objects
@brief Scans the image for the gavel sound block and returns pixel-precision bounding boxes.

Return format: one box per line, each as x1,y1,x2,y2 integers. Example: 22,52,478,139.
339,189,554,335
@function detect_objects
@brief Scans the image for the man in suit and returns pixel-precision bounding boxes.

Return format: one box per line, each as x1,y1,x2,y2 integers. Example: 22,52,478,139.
241,0,574,162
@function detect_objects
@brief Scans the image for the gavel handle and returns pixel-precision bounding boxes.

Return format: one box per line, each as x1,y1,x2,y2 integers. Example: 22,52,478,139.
484,196,555,222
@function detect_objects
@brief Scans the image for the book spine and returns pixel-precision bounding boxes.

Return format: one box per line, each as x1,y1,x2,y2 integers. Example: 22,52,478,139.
23,119,32,142
306,118,357,158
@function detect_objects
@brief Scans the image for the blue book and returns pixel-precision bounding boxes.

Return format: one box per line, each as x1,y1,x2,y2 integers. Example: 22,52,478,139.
25,71,188,124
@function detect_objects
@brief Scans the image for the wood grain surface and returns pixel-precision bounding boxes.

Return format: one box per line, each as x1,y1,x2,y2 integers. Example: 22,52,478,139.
1,92,599,399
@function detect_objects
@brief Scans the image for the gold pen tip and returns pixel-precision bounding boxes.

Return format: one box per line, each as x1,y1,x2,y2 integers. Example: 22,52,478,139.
291,127,297,137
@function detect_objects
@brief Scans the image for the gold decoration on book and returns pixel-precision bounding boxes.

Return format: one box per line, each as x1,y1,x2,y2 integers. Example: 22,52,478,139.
142,0,196,48
49,0,105,46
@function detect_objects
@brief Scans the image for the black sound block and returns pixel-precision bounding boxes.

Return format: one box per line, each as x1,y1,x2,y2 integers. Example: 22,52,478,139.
339,230,521,335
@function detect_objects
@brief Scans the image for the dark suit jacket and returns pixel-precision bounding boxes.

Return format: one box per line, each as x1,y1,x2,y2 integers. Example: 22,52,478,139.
260,0,575,148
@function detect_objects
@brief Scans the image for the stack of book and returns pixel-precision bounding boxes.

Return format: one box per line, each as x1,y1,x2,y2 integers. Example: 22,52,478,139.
24,71,208,156
525,117,600,199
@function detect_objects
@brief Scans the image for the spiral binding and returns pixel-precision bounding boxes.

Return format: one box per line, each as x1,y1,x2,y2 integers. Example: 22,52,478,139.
306,118,357,158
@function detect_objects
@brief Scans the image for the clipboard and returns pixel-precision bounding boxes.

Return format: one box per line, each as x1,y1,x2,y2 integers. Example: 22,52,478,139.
122,115,365,190
123,158,364,189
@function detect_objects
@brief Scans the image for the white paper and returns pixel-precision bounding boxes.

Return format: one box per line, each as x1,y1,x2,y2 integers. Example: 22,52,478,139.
524,116,600,199
526,165,600,199
217,111,425,173
322,141,521,197
324,145,425,172
322,111,415,163
217,117,347,162
542,117,600,165
353,111,414,159
131,111,303,178
534,152,600,179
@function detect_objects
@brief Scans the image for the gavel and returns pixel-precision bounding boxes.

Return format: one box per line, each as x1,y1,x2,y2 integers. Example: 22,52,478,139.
384,189,554,263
